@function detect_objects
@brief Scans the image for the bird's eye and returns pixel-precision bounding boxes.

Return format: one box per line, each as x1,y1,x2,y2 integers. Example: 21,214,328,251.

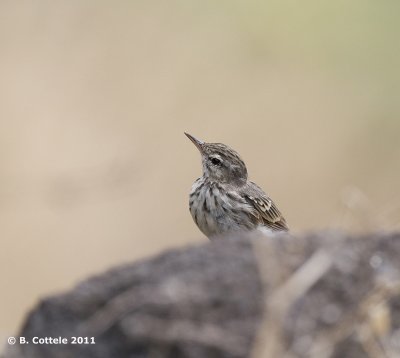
210,157,222,166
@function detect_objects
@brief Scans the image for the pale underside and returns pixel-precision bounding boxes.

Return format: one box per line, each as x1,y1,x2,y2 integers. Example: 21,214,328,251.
189,177,288,239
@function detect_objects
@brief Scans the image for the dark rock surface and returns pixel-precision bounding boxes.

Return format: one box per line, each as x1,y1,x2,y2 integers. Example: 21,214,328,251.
4,231,400,358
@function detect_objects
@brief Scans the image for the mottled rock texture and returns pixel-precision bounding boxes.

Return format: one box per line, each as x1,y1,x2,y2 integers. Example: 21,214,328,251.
4,231,400,358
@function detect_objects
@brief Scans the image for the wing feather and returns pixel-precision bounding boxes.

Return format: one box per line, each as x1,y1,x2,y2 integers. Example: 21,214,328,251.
243,182,288,231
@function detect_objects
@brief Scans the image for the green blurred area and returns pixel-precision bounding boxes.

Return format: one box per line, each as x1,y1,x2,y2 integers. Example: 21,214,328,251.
0,0,399,338
223,0,400,75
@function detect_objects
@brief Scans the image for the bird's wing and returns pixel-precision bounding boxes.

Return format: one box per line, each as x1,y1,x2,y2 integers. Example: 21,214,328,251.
243,182,288,231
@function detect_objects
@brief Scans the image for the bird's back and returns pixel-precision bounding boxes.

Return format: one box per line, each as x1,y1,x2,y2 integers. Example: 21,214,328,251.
241,181,288,232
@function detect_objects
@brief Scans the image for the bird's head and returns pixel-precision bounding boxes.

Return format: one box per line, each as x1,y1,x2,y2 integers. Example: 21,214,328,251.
185,132,248,185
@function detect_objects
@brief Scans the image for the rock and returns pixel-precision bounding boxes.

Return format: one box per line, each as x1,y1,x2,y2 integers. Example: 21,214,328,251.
4,231,400,358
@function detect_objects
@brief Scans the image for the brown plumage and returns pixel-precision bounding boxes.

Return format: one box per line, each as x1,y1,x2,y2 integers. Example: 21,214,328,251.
185,133,288,239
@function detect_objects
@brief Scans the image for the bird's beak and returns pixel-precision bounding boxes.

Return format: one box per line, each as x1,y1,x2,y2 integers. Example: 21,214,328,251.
184,132,204,153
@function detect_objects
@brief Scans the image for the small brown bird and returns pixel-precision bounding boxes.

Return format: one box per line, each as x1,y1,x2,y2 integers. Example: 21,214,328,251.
185,133,288,239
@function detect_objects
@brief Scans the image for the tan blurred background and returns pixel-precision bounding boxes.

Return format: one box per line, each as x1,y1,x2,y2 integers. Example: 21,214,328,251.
1,0,400,337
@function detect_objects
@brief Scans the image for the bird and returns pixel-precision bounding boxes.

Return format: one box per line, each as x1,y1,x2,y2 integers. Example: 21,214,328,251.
185,132,288,239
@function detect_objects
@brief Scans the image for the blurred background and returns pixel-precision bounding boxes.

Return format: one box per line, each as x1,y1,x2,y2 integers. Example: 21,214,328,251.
1,0,400,337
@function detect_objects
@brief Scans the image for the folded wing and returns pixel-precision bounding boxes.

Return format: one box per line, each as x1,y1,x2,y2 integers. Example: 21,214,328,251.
243,182,288,231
